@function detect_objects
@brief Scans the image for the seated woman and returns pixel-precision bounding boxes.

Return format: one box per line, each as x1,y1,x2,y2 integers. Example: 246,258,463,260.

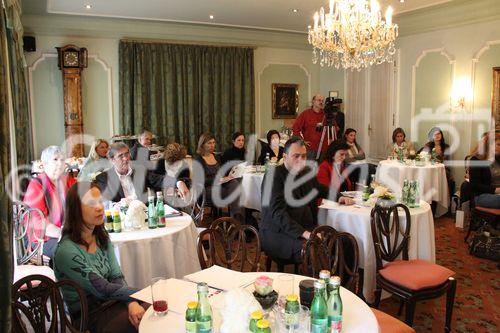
387,128,415,159
194,133,245,222
317,141,354,200
154,142,190,182
78,139,111,181
23,146,76,258
221,132,246,165
469,131,500,208
419,127,450,162
342,128,365,163
258,130,284,165
54,181,147,332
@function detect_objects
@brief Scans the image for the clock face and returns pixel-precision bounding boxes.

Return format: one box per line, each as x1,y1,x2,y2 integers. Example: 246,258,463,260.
63,51,79,67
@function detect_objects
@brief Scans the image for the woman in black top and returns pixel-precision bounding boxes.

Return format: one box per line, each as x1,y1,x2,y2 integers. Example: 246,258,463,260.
194,133,245,222
258,130,284,165
222,132,246,165
419,127,450,162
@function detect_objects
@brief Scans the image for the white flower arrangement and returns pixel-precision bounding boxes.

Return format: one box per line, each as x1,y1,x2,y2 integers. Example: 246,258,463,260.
126,200,147,229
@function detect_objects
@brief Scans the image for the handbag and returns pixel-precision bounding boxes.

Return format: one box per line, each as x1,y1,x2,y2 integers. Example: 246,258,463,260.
469,226,500,261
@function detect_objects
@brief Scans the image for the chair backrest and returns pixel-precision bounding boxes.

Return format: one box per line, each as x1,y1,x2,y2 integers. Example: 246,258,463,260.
12,274,88,333
303,225,360,293
13,202,46,266
370,204,411,271
197,223,261,272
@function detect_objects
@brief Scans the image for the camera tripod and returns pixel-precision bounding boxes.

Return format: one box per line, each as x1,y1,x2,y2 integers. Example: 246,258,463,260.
316,116,338,160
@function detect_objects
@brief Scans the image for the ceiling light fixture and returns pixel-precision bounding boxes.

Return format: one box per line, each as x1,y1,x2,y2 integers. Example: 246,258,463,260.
84,4,92,9
400,0,405,3
209,15,214,20
308,0,398,71
292,9,299,13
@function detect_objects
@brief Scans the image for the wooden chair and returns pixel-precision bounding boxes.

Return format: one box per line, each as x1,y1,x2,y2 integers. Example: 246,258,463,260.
302,225,361,295
13,202,47,266
370,204,457,331
197,219,261,272
464,206,500,243
12,274,88,333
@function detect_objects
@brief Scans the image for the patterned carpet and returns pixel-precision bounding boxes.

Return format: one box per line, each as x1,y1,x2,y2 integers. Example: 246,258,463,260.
378,217,499,333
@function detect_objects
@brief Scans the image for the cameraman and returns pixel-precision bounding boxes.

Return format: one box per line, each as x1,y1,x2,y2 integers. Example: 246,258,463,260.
292,94,327,159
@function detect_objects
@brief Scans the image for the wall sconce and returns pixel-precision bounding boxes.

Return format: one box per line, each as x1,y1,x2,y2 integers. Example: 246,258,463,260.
450,77,472,112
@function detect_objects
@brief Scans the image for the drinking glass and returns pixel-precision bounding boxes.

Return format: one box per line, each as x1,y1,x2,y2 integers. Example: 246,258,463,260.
151,277,168,316
276,274,294,308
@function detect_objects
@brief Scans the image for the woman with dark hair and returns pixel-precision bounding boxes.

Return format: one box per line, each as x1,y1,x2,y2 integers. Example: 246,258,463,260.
342,128,365,163
222,132,246,164
54,182,146,332
387,128,415,158
317,141,354,201
258,129,284,165
194,133,245,222
419,127,450,162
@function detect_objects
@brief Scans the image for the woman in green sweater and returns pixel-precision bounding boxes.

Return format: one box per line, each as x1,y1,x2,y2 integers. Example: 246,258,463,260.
54,181,146,332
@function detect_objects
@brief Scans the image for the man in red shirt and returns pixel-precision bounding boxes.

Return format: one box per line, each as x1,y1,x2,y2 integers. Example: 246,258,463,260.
292,94,327,158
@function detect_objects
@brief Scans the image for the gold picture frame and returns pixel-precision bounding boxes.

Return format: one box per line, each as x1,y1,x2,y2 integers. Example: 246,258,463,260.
272,83,299,119
493,67,500,131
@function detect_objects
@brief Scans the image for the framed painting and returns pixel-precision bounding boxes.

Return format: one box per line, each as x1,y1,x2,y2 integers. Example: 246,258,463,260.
272,83,299,119
493,67,500,131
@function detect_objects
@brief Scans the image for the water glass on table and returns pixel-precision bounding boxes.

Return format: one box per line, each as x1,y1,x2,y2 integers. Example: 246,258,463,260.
151,277,168,316
276,274,294,308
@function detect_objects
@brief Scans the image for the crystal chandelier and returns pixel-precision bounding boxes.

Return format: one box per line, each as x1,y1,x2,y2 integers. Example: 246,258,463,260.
308,0,398,71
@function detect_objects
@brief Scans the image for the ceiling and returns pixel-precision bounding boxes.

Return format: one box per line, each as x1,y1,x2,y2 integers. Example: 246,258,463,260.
23,0,454,33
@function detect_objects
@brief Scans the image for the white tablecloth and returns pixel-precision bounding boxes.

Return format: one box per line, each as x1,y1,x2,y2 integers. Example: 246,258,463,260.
139,272,379,333
240,172,265,211
375,160,449,217
320,201,435,303
110,214,201,289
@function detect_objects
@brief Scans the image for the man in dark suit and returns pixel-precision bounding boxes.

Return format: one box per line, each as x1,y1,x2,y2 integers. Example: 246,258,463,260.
95,142,189,203
259,137,353,263
130,130,154,160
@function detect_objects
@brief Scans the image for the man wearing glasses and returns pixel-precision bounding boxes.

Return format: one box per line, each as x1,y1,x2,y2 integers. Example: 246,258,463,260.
94,142,189,203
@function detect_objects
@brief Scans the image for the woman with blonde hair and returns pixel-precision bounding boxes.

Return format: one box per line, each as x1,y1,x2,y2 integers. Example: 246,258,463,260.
78,139,111,181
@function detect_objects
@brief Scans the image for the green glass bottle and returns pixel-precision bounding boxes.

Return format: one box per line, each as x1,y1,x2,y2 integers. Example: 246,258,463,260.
249,310,263,333
156,191,166,228
284,294,300,329
255,319,271,333
105,210,114,233
401,179,409,205
195,282,213,333
327,276,343,333
310,280,328,333
185,301,197,333
147,193,157,229
112,210,121,233
319,270,331,298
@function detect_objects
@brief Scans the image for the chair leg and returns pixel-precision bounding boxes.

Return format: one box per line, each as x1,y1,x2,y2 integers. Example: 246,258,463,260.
277,262,285,272
373,288,382,309
445,278,457,333
265,256,272,272
404,299,416,327
397,299,405,316
464,214,475,242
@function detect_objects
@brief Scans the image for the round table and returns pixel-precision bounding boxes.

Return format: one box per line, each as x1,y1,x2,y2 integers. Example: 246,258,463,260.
110,214,201,289
240,172,264,211
319,200,435,303
139,272,379,333
375,160,449,217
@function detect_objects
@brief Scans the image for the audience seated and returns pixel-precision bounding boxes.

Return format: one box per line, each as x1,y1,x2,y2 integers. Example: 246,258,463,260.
130,129,154,160
342,128,366,163
387,127,415,159
221,132,247,165
258,129,284,165
260,137,354,264
469,131,500,208
78,139,111,181
317,141,354,199
154,142,191,185
23,146,76,258
54,181,147,332
419,127,450,162
94,142,188,203
194,133,245,222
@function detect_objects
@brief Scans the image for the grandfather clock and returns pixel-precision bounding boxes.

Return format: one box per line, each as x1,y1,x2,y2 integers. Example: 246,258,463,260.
56,45,88,157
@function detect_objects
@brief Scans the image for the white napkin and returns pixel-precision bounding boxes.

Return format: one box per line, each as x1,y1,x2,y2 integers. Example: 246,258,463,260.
184,265,254,291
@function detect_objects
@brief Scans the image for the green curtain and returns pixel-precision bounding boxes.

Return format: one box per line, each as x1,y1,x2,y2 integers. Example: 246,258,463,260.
119,41,255,154
0,6,13,333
